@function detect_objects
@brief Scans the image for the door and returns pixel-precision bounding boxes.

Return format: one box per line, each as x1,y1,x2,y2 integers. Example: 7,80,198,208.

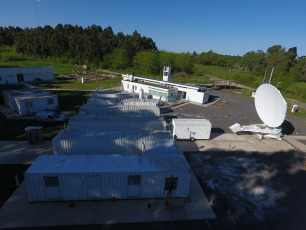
44,176,60,200
87,175,102,199
17,74,24,82
128,175,141,197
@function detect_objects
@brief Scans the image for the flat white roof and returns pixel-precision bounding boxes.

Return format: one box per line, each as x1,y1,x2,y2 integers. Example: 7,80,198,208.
123,75,210,91
26,154,190,173
172,119,212,126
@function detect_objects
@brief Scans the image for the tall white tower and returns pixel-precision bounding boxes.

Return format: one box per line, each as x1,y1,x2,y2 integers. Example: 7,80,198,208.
163,66,171,82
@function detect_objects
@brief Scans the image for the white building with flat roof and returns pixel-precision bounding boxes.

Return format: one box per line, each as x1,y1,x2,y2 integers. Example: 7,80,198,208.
121,74,210,104
0,67,54,84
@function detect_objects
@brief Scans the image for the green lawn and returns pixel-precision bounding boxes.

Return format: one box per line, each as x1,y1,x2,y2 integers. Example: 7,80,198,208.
32,76,122,91
50,90,92,112
0,60,77,75
194,65,306,103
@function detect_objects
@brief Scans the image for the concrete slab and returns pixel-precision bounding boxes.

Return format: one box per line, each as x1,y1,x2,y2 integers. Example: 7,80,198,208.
0,172,216,228
0,141,53,164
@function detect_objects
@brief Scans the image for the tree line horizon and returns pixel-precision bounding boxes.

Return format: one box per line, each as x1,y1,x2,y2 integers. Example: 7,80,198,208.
0,24,305,84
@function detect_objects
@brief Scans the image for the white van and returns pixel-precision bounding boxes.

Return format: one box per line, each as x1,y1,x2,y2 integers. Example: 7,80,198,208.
36,111,65,122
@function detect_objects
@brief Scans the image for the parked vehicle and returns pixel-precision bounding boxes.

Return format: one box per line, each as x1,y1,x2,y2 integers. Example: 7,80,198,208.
36,111,65,122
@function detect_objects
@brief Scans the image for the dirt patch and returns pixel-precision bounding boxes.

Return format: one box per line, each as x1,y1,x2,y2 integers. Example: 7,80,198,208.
60,69,121,82
172,71,190,78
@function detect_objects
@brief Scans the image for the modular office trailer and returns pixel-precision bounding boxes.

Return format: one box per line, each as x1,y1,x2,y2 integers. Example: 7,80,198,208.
15,94,58,116
0,67,54,84
87,97,158,106
79,104,160,116
68,114,166,131
25,154,191,202
171,119,212,140
53,129,179,155
2,88,49,111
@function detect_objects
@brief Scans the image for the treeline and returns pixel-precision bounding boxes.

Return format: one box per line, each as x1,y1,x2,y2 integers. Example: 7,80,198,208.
194,46,306,82
0,24,157,66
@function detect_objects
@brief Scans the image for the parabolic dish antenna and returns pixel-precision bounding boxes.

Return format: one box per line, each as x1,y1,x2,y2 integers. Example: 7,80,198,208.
255,84,287,128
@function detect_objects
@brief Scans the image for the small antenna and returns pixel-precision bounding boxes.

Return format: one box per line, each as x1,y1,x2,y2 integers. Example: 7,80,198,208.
268,67,274,84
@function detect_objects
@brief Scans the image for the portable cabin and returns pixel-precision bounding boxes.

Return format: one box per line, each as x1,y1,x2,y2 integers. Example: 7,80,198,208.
52,129,179,156
171,119,212,141
25,154,191,202
15,94,58,116
0,67,54,84
2,88,49,110
68,114,166,131
87,97,158,106
79,104,160,116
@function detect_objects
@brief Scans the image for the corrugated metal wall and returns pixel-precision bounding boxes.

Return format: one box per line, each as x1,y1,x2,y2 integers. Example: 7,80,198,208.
69,115,166,131
52,130,177,155
25,171,191,202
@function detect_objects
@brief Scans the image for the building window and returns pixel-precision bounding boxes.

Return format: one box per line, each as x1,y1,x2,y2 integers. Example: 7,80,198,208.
25,101,32,108
127,84,129,89
164,176,178,190
0,77,2,81
135,86,137,91
48,98,54,104
8,75,13,78
128,175,141,185
44,176,59,187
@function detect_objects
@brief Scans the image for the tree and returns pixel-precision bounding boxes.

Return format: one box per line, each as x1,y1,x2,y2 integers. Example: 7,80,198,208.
267,45,283,55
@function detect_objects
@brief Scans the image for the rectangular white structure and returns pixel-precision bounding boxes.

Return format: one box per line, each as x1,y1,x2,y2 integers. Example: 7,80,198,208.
0,67,54,84
25,154,191,202
2,88,49,110
15,94,58,116
87,97,158,106
69,114,166,131
171,119,212,140
121,74,210,104
53,130,179,155
79,104,160,116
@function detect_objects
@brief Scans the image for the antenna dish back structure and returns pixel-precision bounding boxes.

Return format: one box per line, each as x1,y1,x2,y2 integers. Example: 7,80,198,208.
229,82,287,140
255,84,287,128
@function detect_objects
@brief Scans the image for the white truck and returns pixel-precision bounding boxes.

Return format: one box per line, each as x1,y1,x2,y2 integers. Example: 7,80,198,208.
171,119,212,141
36,111,65,122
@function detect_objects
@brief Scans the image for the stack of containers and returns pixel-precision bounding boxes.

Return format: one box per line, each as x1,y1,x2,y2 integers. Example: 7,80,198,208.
25,91,191,202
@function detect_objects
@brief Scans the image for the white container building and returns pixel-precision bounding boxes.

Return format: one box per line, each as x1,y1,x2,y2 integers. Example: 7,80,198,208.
79,104,160,116
87,97,158,106
0,67,54,84
15,94,58,116
25,154,191,202
53,129,179,156
91,92,138,100
69,114,166,131
171,119,212,140
2,88,49,110
121,74,210,104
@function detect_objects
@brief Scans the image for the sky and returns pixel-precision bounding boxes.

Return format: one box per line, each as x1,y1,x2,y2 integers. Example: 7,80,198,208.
0,0,306,56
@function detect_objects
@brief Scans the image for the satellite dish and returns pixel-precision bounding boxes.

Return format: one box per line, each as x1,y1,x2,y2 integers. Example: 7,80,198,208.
255,84,287,128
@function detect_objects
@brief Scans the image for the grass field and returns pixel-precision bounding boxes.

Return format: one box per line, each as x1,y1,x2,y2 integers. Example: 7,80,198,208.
50,90,92,112
195,65,306,103
33,76,122,91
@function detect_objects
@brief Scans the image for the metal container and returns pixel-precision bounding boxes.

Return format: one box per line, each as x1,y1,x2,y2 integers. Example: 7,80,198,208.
52,129,179,155
79,104,160,116
171,119,212,140
15,94,58,116
25,154,191,202
68,114,166,131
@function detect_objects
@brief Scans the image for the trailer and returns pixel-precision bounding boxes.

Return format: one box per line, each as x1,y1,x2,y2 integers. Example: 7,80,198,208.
171,119,212,141
25,154,191,202
15,94,58,116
